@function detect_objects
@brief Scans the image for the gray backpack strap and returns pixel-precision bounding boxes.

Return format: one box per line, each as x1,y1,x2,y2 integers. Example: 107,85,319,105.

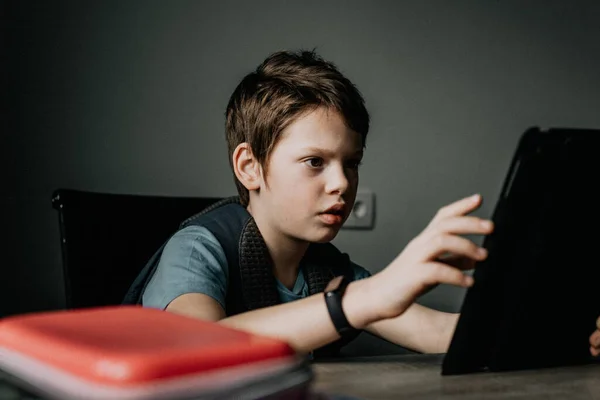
185,198,280,315
237,218,280,312
179,196,244,228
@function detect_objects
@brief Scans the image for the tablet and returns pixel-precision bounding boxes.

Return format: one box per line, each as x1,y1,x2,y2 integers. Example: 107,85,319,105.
442,126,600,375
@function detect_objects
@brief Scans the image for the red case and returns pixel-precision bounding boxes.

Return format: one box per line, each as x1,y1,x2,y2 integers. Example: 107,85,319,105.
0,306,312,399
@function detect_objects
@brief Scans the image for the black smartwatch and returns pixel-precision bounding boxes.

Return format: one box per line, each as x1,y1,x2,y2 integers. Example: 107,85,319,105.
324,275,356,338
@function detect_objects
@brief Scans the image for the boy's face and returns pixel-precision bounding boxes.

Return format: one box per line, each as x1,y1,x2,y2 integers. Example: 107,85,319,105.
256,107,363,243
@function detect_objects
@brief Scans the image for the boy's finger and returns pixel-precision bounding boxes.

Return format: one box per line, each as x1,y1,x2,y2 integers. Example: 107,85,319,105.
430,194,482,225
596,316,600,330
591,347,599,357
421,234,487,267
425,262,474,288
590,330,600,348
429,216,494,236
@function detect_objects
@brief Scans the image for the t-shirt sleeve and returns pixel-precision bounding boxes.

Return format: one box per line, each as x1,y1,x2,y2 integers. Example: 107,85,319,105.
141,225,229,311
350,261,372,281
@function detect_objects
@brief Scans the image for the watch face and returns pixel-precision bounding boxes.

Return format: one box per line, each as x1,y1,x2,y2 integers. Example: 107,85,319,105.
325,275,344,292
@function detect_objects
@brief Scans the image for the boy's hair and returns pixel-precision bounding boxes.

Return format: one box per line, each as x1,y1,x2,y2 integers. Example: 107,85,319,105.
225,49,370,206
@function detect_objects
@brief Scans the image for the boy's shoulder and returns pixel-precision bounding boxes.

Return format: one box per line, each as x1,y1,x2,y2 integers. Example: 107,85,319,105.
163,225,226,264
169,224,219,243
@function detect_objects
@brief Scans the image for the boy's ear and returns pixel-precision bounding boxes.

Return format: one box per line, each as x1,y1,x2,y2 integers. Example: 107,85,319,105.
232,143,262,191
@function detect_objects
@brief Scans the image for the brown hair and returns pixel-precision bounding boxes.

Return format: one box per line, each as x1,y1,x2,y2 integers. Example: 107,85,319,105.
225,49,370,206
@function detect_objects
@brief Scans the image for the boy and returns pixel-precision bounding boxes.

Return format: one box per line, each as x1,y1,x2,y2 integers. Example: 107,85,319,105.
126,49,600,357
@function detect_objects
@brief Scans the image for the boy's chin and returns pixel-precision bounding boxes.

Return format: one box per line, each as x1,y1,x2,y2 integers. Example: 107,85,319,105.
306,228,341,243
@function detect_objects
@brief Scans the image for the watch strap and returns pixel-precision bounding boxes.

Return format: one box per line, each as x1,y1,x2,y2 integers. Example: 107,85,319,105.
324,276,356,337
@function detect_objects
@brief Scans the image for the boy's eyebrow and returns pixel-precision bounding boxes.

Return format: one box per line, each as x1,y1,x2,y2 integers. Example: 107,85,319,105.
300,147,364,158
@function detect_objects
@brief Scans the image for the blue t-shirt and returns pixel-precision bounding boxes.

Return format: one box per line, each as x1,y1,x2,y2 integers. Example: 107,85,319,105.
142,225,371,311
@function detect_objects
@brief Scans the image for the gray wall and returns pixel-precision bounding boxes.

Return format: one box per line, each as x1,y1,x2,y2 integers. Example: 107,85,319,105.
4,0,600,319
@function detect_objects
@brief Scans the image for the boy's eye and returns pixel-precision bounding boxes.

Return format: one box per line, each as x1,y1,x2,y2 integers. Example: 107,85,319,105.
305,158,324,168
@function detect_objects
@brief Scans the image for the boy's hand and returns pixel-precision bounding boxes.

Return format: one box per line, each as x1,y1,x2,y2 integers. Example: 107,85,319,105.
590,317,600,357
369,194,493,321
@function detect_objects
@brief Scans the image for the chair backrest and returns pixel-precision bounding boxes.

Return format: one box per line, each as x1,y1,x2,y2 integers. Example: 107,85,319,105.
51,189,222,309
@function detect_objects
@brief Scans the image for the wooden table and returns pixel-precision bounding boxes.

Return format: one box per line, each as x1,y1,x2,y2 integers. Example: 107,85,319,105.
1,353,599,399
312,353,600,400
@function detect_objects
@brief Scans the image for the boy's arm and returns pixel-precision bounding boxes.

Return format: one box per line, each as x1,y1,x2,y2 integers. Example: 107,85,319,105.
220,276,380,353
365,304,459,353
167,277,379,353
167,194,490,354
169,273,456,355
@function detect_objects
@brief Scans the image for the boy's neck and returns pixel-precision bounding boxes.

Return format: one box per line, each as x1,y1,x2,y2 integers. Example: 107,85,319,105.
246,202,309,290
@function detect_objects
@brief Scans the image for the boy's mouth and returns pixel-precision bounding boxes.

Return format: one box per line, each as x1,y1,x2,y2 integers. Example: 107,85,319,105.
322,203,346,215
319,204,347,225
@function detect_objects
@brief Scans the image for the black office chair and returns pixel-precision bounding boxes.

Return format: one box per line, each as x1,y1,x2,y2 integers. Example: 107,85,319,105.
51,189,222,309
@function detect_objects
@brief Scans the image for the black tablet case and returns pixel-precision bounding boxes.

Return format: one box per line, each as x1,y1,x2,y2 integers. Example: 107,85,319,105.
442,127,600,375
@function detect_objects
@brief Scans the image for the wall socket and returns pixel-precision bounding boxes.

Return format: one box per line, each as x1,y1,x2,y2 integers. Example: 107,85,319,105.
343,190,375,229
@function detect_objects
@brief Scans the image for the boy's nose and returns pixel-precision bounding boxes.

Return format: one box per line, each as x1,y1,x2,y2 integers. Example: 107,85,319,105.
325,166,350,194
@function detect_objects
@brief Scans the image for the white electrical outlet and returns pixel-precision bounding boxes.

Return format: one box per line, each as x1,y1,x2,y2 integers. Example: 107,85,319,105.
343,190,375,229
